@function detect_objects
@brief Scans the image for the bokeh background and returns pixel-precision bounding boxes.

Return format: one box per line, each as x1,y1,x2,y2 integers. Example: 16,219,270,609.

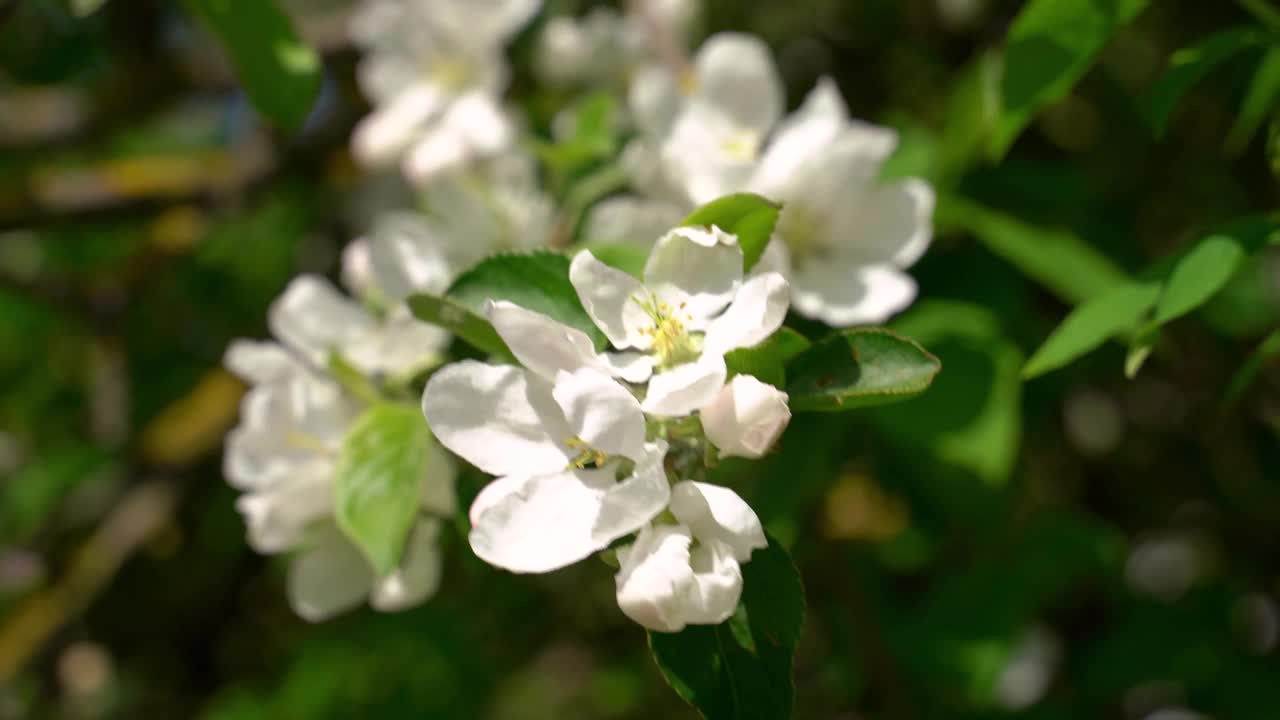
2,0,1280,718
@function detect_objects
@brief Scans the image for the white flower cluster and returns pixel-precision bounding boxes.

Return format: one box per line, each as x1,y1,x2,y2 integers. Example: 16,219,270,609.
223,238,456,621
350,0,540,184
422,226,791,632
605,33,935,326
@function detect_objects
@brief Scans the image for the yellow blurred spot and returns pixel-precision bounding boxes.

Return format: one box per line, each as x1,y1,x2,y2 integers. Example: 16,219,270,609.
140,369,245,466
148,205,206,254
821,473,909,541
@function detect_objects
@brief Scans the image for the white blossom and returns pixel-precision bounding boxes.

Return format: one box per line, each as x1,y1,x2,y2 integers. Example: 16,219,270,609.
349,0,540,183
700,374,791,459
615,481,766,632
422,361,672,573
748,78,934,326
224,340,456,621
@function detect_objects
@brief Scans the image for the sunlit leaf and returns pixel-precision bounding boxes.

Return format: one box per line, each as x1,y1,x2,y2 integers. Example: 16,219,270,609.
682,193,781,271
1150,234,1246,326
787,329,941,412
1023,282,1161,378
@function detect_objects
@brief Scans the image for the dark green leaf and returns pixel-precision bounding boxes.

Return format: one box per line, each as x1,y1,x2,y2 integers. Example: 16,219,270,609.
682,193,781,271
405,293,513,360
182,0,322,131
1147,27,1268,137
937,195,1130,305
1227,46,1280,153
334,404,437,576
648,534,804,720
1023,281,1161,379
994,0,1151,156
446,251,606,348
724,328,812,389
786,329,941,412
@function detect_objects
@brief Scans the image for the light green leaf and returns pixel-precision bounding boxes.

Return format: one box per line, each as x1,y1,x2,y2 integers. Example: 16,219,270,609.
648,534,804,720
994,0,1151,156
786,329,941,412
581,243,648,279
446,251,606,348
939,50,1002,182
1023,282,1161,379
938,194,1130,305
406,293,512,359
682,193,781,271
1146,27,1268,137
1151,234,1246,326
182,0,322,131
1227,46,1280,154
335,404,436,576
724,328,812,389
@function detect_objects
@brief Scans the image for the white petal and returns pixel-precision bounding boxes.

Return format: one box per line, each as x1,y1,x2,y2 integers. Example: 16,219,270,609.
644,229,744,322
552,368,646,459
419,433,458,516
599,351,655,384
223,340,301,385
351,84,443,167
487,301,604,380
404,124,470,185
700,374,791,459
791,262,918,327
421,361,572,477
583,196,684,247
444,91,513,154
287,525,374,622
614,524,743,632
367,212,453,300
569,251,649,350
340,239,377,300
268,275,375,367
641,356,727,417
661,102,758,205
693,33,783,137
343,306,449,380
468,442,670,573
750,77,853,199
628,64,681,139
236,460,332,554
668,481,767,562
702,272,790,357
370,517,444,612
833,179,935,268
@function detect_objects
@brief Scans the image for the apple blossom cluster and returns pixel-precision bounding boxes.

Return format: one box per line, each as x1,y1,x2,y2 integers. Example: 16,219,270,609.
223,270,456,621
221,0,938,629
423,226,792,631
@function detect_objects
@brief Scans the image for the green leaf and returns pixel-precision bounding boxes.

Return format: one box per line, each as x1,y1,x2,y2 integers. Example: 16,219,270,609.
406,293,513,360
183,0,322,131
1223,329,1280,408
724,328,812,389
937,194,1130,305
869,301,1024,486
1227,46,1280,154
1146,27,1268,137
939,50,1002,182
648,534,804,720
1150,234,1246,326
334,404,437,576
1022,281,1161,379
786,329,941,412
582,243,648,279
682,193,781,271
994,0,1151,156
446,251,606,348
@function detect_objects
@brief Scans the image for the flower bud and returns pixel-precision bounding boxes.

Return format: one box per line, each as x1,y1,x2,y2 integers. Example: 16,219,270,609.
699,374,791,459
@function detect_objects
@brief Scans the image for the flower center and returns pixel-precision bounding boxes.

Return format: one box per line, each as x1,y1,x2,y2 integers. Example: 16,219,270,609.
722,129,760,161
778,203,826,268
426,56,473,91
565,436,609,470
633,294,701,369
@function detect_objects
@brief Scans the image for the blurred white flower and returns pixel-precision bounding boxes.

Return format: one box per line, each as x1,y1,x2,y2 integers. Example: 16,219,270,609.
536,8,645,87
422,361,672,573
748,78,934,326
349,0,540,183
616,481,766,632
700,374,791,459
224,340,456,621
